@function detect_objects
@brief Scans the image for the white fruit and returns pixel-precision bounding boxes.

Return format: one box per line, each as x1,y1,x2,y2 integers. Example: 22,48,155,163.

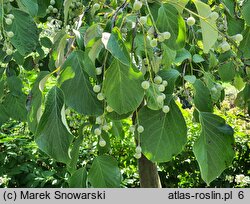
134,152,142,159
162,105,170,113
96,116,103,124
211,87,217,93
137,125,144,133
162,80,168,87
7,14,14,19
141,81,150,90
221,41,230,52
135,146,142,153
234,34,243,42
93,3,100,11
209,12,219,20
5,18,12,25
99,138,106,147
150,38,157,47
48,5,53,11
97,93,105,101
106,105,113,113
93,85,101,93
7,31,14,38
129,125,135,133
215,83,223,91
157,34,165,42
50,0,55,5
157,95,164,103
162,32,171,40
96,67,102,75
158,84,165,92
139,16,147,25
147,27,155,37
154,76,162,84
6,48,13,55
187,16,195,26
102,124,110,131
53,8,58,13
94,128,102,135
133,1,142,11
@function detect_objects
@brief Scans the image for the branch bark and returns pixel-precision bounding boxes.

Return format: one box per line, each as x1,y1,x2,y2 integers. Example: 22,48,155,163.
138,154,162,188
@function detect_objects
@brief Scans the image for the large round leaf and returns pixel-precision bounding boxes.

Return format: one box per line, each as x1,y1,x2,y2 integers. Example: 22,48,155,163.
138,100,187,162
58,51,103,116
35,86,74,164
88,155,121,188
6,9,39,56
103,59,144,115
193,112,235,185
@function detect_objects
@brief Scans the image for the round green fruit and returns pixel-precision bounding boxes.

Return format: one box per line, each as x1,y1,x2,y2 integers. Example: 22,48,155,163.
187,16,195,26
139,16,147,25
137,125,144,133
162,105,170,113
93,85,101,93
150,38,158,47
133,1,142,11
94,128,102,135
141,81,150,90
154,76,162,84
162,32,171,40
99,138,106,147
221,41,230,52
93,3,100,11
5,18,12,25
234,34,243,42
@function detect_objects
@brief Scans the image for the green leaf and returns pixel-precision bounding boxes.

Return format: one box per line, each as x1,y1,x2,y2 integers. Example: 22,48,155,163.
69,168,87,188
138,100,187,162
3,93,27,121
17,0,38,17
158,69,180,94
156,4,186,50
40,37,53,48
103,59,144,114
68,134,84,174
7,76,23,96
37,0,50,17
27,72,49,133
105,27,130,66
184,75,196,84
175,48,191,64
222,0,235,16
88,155,121,188
161,44,176,69
35,86,74,164
242,0,250,26
218,61,236,82
193,79,213,112
7,9,39,56
23,56,35,71
226,15,244,36
192,54,205,63
145,83,162,110
97,132,111,154
193,112,235,185
111,121,124,140
63,0,73,26
0,104,9,125
239,27,250,59
58,51,103,116
168,0,189,13
193,0,218,53
84,24,103,47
